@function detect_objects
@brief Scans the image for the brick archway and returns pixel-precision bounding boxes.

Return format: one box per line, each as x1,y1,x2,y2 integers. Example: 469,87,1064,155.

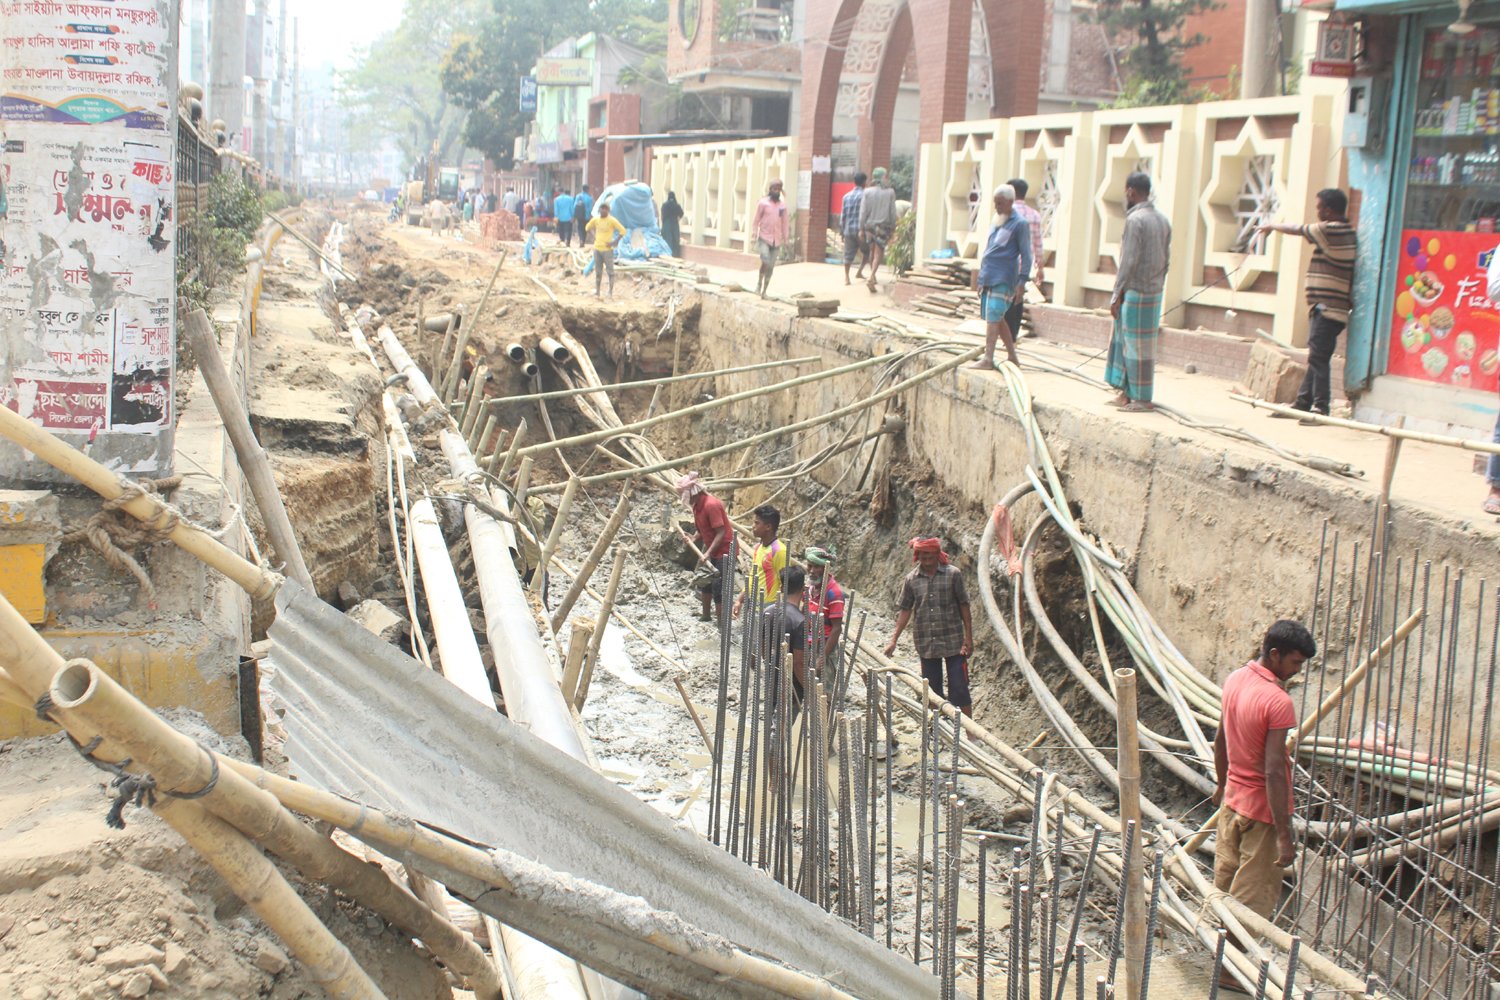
797,0,1042,262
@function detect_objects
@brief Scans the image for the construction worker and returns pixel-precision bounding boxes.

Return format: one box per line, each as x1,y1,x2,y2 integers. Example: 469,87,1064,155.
732,505,786,618
803,545,846,684
1212,619,1316,941
883,536,973,716
676,471,733,624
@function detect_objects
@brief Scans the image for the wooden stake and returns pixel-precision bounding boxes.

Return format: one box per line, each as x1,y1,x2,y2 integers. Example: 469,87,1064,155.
575,546,627,710
561,619,595,707
550,483,632,632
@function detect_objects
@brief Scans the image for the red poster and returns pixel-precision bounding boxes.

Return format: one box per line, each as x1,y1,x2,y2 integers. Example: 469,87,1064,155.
1,378,108,432
1388,229,1500,392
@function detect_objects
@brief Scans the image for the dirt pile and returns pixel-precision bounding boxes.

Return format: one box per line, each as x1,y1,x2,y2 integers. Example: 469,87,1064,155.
0,718,452,1000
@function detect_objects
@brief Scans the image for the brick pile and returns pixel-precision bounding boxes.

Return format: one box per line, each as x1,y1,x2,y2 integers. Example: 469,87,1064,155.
478,210,522,245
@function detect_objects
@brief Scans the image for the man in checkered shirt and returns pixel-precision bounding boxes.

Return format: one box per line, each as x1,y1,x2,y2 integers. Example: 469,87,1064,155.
883,536,974,716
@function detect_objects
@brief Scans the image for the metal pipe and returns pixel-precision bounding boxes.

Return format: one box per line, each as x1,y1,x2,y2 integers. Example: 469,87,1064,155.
407,498,494,707
538,336,572,364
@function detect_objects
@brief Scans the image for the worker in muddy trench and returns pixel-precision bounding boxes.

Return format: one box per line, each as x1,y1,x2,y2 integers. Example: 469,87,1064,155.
762,563,809,718
676,471,734,624
883,536,974,716
802,545,846,685
1212,617,1316,989
732,504,788,618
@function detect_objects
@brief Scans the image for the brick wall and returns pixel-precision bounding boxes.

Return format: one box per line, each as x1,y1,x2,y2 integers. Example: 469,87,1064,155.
1182,0,1247,96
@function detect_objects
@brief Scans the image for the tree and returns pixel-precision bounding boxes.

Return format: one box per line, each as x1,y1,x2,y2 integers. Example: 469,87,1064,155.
1096,0,1218,107
440,0,668,167
339,0,490,170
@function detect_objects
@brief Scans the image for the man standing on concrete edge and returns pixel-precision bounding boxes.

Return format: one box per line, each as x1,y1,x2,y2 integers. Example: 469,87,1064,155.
971,184,1031,371
860,167,898,292
677,472,734,624
752,179,790,298
1106,172,1171,413
585,202,627,298
1257,189,1356,423
1213,619,1316,948
841,172,868,286
883,537,974,716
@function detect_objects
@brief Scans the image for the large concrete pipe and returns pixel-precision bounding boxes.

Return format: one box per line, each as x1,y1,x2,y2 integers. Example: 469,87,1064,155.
537,337,571,364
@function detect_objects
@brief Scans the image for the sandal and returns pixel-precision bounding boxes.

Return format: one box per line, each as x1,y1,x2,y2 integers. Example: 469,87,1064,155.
1483,496,1500,516
1120,401,1155,412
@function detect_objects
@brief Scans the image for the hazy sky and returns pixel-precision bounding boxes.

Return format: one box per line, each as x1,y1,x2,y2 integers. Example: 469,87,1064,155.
289,0,409,73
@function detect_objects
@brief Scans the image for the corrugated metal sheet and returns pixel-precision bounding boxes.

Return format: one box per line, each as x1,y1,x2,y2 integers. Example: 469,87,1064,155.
265,580,938,998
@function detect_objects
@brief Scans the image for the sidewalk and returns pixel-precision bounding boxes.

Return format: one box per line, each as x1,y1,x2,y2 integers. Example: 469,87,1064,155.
689,254,1499,537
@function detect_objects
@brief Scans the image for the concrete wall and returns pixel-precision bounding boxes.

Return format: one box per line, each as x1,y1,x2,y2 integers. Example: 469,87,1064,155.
688,289,1500,763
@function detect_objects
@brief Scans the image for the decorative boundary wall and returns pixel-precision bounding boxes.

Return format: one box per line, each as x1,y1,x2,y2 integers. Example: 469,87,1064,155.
914,95,1344,347
647,137,798,254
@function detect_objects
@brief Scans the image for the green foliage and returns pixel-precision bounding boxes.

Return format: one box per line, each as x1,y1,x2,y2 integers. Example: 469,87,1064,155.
177,173,265,315
888,154,915,202
341,0,488,168
1097,0,1218,107
441,0,669,164
210,173,263,241
887,208,917,276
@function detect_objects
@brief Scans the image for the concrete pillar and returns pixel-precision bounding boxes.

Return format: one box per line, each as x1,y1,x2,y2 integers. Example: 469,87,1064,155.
1240,0,1280,99
210,0,247,144
249,0,270,167
291,18,302,189
0,0,181,479
273,0,288,178
1046,0,1072,95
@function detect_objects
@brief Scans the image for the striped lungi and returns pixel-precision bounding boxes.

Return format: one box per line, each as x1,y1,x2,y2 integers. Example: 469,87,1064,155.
1105,289,1163,403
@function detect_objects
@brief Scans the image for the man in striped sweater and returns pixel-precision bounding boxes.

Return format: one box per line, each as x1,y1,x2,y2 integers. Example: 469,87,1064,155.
1259,189,1357,422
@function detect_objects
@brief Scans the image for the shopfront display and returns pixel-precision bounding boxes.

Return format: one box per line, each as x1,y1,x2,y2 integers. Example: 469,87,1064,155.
1390,26,1500,390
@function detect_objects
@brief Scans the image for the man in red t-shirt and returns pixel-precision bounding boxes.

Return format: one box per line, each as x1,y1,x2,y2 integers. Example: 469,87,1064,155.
676,472,734,623
1212,619,1316,924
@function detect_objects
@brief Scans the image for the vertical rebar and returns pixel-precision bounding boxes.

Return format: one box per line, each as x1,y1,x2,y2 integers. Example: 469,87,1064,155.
915,683,929,963
1074,945,1085,1000
1106,820,1135,988
1253,959,1271,1000
1139,850,1164,1000
1054,825,1102,1000
931,710,943,970
1020,885,1032,1000
851,717,870,932
884,673,895,947
978,836,991,1000
1208,928,1227,1000
1284,936,1302,999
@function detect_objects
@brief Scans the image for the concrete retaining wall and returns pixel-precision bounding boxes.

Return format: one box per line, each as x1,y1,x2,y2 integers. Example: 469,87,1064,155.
689,289,1500,760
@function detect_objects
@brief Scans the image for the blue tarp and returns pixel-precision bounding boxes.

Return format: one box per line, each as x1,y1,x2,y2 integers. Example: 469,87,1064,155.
583,182,673,261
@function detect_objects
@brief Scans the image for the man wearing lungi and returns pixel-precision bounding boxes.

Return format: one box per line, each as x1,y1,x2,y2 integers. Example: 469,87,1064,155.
1106,172,1172,412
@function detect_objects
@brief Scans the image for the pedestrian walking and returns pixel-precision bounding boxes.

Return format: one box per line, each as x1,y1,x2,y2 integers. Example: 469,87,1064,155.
841,172,868,286
1212,620,1316,943
1105,172,1172,412
752,180,790,298
733,504,787,617
676,472,734,623
554,189,576,245
574,183,593,240
1007,177,1046,336
859,167,898,291
585,202,627,297
970,184,1031,371
802,545,846,684
883,537,974,716
661,191,684,257
1257,188,1356,423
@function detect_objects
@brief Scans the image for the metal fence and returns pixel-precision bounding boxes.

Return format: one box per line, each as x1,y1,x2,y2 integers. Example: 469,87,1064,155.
176,113,222,283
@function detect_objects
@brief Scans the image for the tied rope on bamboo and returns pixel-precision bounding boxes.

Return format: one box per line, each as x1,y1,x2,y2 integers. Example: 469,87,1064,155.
60,475,184,608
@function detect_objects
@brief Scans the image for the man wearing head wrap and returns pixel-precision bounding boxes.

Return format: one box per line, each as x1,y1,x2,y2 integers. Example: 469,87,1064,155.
803,546,847,683
883,536,974,715
858,166,898,292
676,472,734,623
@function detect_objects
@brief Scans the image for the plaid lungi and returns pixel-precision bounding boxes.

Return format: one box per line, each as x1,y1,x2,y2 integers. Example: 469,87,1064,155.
1105,289,1163,403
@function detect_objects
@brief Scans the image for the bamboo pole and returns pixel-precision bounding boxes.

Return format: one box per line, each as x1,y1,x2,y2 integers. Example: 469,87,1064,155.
1115,669,1146,1000
43,658,503,998
575,546,627,710
514,350,899,460
461,364,490,438
550,484,632,632
1231,394,1500,455
1183,608,1425,853
441,316,475,405
155,797,387,1000
0,404,280,600
266,213,356,279
674,677,714,756
532,476,579,593
498,418,528,481
560,620,595,707
489,355,821,406
184,308,315,592
531,347,982,492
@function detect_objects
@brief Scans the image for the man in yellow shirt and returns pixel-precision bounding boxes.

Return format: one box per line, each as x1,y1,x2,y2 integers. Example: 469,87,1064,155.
732,504,788,618
585,201,628,298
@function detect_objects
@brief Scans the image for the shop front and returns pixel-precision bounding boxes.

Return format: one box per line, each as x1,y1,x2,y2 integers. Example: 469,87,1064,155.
1338,0,1500,434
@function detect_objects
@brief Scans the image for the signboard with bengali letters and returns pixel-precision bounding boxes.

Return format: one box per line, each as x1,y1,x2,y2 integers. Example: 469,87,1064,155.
535,58,591,87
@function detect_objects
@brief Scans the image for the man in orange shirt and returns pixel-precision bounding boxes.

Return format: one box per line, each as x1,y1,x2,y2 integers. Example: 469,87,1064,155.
1213,619,1316,929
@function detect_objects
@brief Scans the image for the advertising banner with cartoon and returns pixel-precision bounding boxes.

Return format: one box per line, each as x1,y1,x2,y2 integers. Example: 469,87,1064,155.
1388,230,1500,393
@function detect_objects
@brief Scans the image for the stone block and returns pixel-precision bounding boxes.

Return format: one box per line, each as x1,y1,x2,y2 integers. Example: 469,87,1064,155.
1241,340,1306,404
0,489,61,624
348,600,410,644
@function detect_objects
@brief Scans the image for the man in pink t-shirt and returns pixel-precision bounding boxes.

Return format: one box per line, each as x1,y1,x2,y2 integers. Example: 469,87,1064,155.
751,179,790,298
1212,619,1316,927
